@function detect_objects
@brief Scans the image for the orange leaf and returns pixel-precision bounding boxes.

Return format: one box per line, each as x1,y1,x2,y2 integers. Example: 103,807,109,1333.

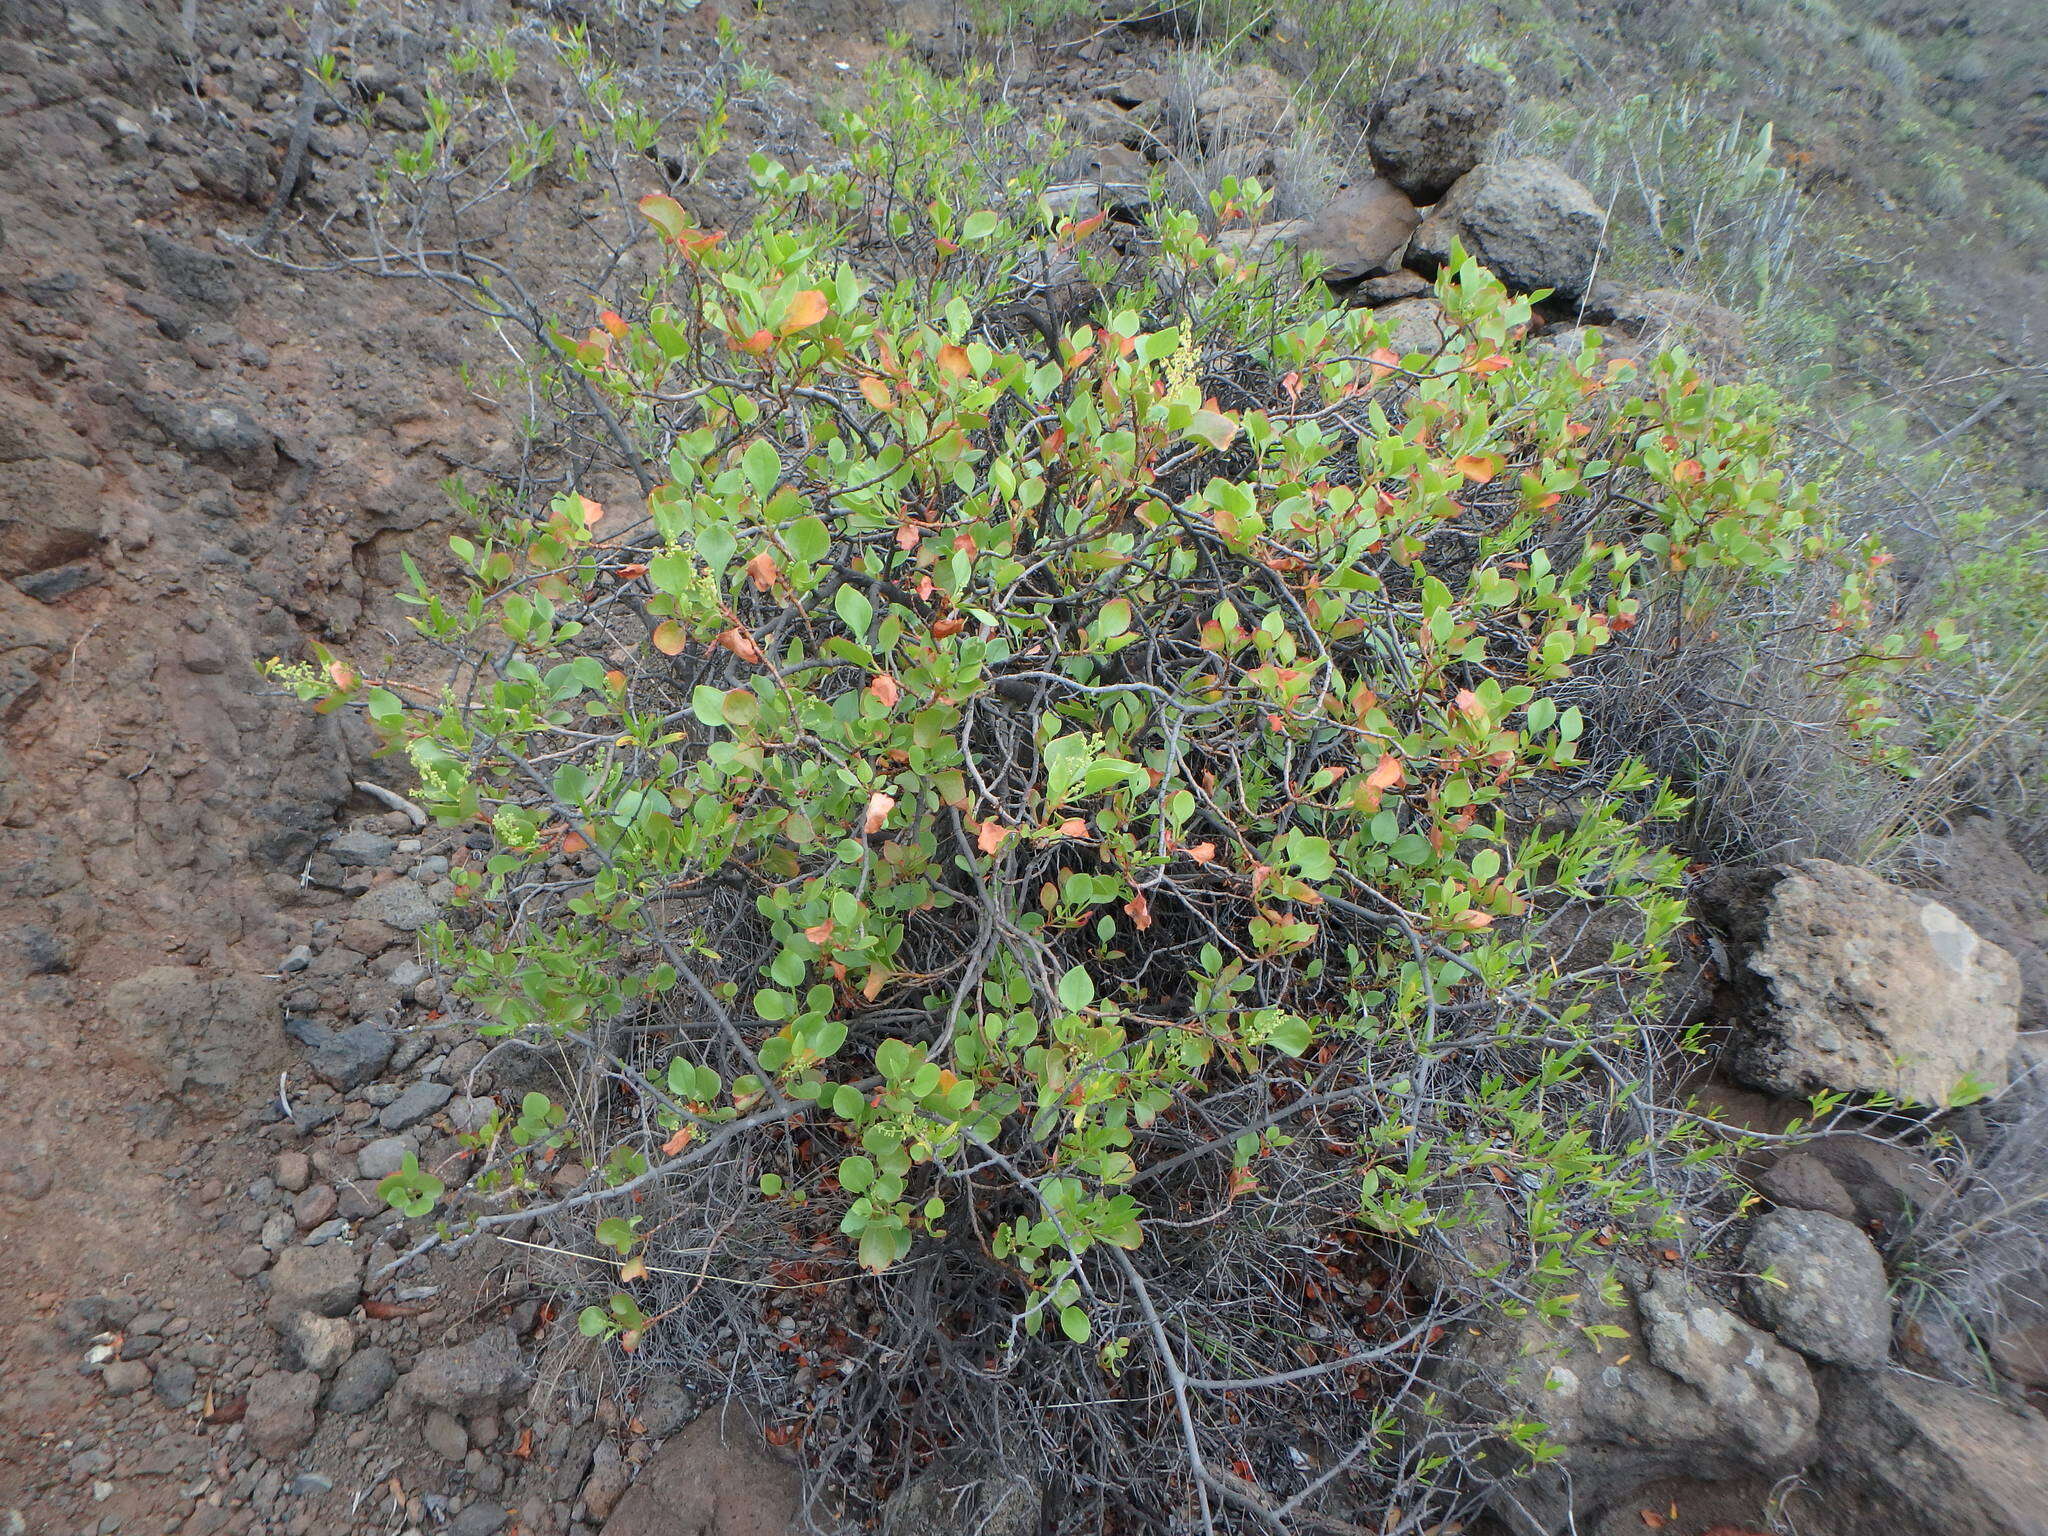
1064,210,1107,241
736,328,775,355
1367,346,1402,382
604,669,626,691
859,375,894,411
1188,842,1217,864
931,615,966,639
652,621,689,656
361,1297,432,1320
1226,1166,1258,1200
662,1124,694,1156
1057,817,1091,839
598,310,628,340
781,289,830,335
1367,753,1405,791
614,562,650,581
936,344,971,380
637,193,688,240
861,968,888,1001
1454,688,1484,720
716,627,762,664
577,494,606,524
1673,458,1704,483
895,521,922,553
868,673,901,708
1124,891,1153,931
975,819,1011,856
560,831,588,856
803,919,835,945
1452,454,1499,483
746,550,780,591
513,1427,534,1460
862,792,895,836
326,660,357,690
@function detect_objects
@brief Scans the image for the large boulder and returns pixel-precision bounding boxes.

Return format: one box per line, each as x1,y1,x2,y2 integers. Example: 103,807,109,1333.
103,965,282,1099
1898,816,2048,1030
1701,860,2022,1106
1742,1208,1891,1367
601,1407,798,1536
1810,1367,2048,1536
1366,62,1509,203
1408,157,1605,302
1445,1265,1818,1533
1292,179,1420,284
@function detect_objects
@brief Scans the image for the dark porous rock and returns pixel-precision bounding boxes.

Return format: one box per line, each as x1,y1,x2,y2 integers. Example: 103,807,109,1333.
329,828,397,867
1367,62,1509,203
265,1239,363,1319
402,1326,527,1419
447,1506,509,1536
882,1455,1041,1536
1700,860,2021,1106
325,1345,397,1414
13,562,101,602
599,1408,798,1536
1409,157,1605,303
353,878,439,932
1742,1207,1891,1367
152,1360,198,1408
1755,1148,1859,1222
101,1359,151,1396
379,1080,452,1132
244,1370,321,1460
132,395,279,488
1352,269,1432,306
1293,179,1420,284
141,231,240,314
1810,1366,2048,1535
286,1016,396,1091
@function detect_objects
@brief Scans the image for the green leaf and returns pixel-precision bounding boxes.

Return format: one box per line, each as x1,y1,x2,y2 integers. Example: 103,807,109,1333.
962,209,1001,241
691,686,728,726
838,1155,875,1193
788,515,831,565
1056,965,1095,1011
834,581,874,638
743,438,781,498
1060,1305,1091,1343
1266,1015,1313,1057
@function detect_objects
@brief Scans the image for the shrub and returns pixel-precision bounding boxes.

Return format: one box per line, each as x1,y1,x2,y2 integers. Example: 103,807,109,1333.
285,53,1945,1536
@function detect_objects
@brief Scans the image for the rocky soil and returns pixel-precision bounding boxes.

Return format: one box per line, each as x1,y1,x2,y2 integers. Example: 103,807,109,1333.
5,2,2048,1535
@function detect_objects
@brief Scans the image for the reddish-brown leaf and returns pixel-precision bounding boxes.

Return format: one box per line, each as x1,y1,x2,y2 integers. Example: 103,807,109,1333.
715,626,762,665
780,289,829,335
